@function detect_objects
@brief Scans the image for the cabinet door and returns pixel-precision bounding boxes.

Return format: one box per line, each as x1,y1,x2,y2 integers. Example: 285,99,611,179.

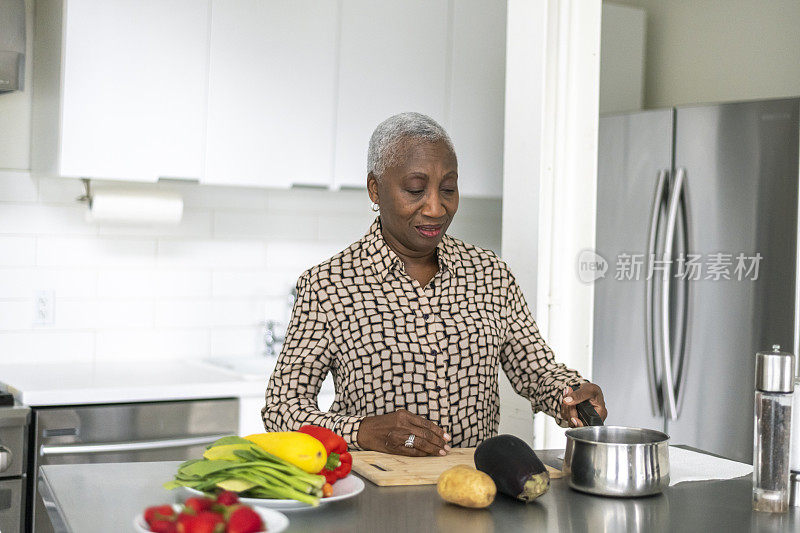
333,0,449,189
448,0,506,198
204,0,338,188
59,0,210,182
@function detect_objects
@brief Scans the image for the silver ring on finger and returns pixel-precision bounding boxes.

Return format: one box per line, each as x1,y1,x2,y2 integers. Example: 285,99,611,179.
404,434,416,448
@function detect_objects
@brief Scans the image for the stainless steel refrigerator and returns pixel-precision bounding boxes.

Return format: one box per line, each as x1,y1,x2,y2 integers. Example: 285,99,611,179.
593,98,799,463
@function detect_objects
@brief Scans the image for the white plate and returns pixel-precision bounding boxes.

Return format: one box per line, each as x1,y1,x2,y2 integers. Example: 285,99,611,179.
133,504,289,533
183,474,365,511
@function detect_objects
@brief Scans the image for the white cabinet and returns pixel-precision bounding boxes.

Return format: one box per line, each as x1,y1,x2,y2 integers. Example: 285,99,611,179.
32,0,210,182
204,1,338,188
333,0,449,189
31,0,505,197
334,0,505,197
448,0,506,198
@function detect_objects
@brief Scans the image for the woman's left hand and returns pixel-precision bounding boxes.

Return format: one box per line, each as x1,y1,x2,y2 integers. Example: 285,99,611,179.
561,382,608,427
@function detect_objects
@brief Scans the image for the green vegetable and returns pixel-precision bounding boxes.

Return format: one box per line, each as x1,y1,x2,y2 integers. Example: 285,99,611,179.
164,436,326,506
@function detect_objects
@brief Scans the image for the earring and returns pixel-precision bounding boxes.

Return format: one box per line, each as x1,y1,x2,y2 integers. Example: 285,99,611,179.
371,202,380,212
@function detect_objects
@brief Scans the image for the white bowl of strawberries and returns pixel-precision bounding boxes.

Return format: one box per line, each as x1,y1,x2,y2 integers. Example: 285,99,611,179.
134,491,289,533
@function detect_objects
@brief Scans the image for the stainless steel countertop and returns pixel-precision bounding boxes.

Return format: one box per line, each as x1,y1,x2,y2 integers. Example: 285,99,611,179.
38,450,798,533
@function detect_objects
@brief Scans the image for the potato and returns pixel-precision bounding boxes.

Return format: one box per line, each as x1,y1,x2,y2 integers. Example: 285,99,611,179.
437,465,497,508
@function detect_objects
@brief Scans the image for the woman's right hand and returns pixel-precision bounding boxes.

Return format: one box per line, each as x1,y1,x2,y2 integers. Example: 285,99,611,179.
356,409,451,456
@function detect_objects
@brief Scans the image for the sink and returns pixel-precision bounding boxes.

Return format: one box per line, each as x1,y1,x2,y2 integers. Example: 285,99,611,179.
203,356,335,395
204,356,277,379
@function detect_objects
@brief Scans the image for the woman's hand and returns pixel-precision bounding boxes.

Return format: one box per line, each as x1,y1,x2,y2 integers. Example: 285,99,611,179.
356,409,452,456
561,382,608,427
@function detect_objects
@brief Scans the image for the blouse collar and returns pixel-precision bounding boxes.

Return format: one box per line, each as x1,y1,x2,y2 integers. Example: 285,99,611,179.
362,216,457,280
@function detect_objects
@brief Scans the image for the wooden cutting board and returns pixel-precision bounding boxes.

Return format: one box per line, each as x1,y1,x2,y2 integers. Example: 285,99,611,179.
351,447,563,486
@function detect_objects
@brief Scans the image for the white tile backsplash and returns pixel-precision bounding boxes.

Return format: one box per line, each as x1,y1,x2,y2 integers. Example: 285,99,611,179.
317,212,377,242
0,301,32,330
157,239,266,268
56,300,155,329
95,328,210,361
97,269,212,298
37,237,158,267
265,241,346,270
210,326,265,358
0,204,97,235
0,236,36,266
214,211,318,240
0,173,501,364
0,267,97,298
0,331,95,364
155,299,266,328
212,268,303,300
95,208,214,238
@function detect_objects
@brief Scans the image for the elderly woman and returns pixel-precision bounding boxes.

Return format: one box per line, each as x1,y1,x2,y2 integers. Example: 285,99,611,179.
263,112,606,456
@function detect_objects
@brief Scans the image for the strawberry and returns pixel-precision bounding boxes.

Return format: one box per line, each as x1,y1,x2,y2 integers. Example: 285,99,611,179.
187,513,226,533
149,520,178,533
144,505,176,527
215,491,239,506
176,512,195,533
184,497,214,514
226,506,263,533
197,511,224,527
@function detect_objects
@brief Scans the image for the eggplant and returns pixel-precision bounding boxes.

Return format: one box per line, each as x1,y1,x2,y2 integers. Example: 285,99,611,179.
474,434,550,502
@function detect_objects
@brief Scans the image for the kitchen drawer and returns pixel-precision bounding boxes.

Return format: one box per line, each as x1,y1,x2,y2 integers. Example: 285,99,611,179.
34,398,238,465
0,477,25,533
0,407,29,478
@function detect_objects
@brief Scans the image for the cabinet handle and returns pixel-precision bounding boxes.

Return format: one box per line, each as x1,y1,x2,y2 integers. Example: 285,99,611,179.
158,176,200,184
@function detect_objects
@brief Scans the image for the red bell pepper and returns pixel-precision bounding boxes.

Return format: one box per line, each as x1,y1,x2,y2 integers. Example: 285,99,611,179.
298,425,352,485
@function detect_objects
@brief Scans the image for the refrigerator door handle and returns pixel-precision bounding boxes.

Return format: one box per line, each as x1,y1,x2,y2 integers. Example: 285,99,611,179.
645,169,668,416
661,168,686,420
673,172,691,415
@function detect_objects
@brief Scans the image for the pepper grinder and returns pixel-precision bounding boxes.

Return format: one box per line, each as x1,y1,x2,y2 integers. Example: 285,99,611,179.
753,345,794,513
791,373,800,507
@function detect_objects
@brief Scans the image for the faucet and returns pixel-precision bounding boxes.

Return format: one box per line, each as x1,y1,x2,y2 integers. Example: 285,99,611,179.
263,320,286,357
263,286,297,357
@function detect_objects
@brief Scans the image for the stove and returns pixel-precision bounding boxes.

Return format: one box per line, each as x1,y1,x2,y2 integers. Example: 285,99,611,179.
0,391,30,533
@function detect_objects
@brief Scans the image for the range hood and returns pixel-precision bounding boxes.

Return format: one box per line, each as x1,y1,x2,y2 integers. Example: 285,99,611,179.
0,0,26,92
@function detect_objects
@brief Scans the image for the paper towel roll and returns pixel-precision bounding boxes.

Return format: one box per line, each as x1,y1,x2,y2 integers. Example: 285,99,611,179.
86,190,183,224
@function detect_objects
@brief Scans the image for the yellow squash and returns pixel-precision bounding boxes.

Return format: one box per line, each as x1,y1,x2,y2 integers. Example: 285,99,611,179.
245,432,327,473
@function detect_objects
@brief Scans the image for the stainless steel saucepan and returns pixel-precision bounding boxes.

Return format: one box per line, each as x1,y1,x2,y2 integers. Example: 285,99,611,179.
561,385,670,497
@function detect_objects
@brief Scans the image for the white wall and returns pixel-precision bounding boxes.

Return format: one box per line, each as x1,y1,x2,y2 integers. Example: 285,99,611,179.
609,0,800,108
498,0,549,447
502,0,600,449
0,172,500,365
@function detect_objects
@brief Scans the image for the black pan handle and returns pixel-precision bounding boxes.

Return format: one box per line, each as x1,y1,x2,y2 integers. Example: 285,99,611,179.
571,383,604,426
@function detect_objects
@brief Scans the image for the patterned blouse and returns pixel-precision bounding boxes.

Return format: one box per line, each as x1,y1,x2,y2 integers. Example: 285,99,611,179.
262,217,585,448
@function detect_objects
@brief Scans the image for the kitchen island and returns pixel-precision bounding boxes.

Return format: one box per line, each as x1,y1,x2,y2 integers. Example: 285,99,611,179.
38,450,796,532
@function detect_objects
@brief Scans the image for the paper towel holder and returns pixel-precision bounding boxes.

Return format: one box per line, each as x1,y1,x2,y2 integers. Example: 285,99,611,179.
75,178,184,224
76,178,92,205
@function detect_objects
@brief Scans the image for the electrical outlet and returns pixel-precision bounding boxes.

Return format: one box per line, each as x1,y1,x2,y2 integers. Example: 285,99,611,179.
33,290,55,326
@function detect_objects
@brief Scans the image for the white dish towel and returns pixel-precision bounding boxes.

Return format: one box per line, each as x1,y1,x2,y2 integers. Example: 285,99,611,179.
668,445,752,486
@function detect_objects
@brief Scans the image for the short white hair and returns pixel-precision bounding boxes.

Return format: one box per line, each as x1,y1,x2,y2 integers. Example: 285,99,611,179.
367,112,456,179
